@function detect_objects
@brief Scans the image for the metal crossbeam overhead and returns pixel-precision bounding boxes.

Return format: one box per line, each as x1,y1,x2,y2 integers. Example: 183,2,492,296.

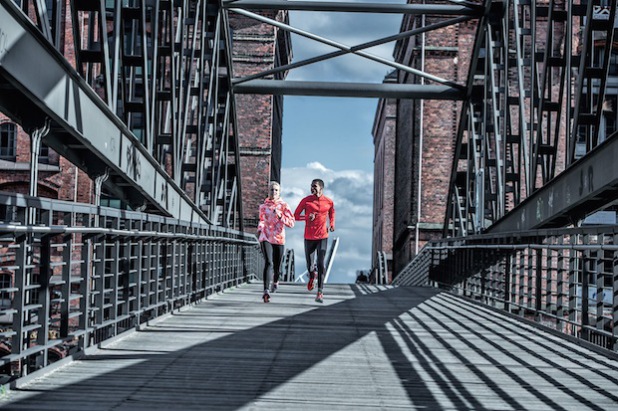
234,80,465,99
0,0,245,229
222,0,482,15
225,1,483,98
233,13,473,87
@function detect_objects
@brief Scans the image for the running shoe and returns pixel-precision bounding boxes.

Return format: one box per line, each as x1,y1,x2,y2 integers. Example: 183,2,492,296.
307,271,316,291
271,282,278,293
315,291,323,303
262,293,270,303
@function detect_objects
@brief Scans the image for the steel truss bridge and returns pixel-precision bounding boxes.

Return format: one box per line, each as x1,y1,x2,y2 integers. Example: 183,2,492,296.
0,0,617,396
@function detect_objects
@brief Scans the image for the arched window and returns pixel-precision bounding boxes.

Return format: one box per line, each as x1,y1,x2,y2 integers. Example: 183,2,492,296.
0,122,16,161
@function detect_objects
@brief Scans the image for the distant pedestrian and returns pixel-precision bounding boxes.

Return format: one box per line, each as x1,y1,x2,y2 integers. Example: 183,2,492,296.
257,181,295,303
294,178,335,303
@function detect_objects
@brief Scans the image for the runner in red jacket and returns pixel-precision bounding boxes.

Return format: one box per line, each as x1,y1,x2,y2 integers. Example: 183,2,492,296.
294,178,335,303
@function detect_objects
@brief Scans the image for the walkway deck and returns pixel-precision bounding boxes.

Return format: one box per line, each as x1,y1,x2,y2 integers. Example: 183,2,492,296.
1,283,617,410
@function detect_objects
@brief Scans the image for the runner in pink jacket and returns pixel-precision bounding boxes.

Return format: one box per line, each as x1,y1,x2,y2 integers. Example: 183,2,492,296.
257,181,295,302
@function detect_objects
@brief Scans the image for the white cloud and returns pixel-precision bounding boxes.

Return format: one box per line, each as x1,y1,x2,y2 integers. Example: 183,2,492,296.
280,162,373,284
287,5,404,83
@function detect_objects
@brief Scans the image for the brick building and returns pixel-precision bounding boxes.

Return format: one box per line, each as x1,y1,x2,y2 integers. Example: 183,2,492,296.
370,71,397,282
372,2,577,279
0,122,92,202
372,11,477,278
229,11,292,232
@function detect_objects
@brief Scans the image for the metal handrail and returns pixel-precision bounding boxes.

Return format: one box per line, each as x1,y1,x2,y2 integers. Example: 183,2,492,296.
393,225,618,353
281,249,295,282
0,193,263,386
0,224,259,245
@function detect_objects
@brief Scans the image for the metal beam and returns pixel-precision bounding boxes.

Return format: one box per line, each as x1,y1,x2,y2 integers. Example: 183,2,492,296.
222,1,482,15
233,80,466,99
487,136,618,233
230,7,464,89
233,15,473,85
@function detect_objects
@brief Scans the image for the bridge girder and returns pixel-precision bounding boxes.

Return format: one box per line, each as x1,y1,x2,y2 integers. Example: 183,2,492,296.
445,0,618,236
0,0,243,228
222,0,483,15
234,80,465,99
225,1,481,97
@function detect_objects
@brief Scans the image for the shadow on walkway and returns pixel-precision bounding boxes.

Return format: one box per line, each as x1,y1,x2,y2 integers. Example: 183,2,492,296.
3,284,618,410
2,286,439,410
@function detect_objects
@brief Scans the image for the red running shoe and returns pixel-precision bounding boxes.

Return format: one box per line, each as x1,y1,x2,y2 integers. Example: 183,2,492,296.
307,271,317,291
262,293,270,303
315,291,323,303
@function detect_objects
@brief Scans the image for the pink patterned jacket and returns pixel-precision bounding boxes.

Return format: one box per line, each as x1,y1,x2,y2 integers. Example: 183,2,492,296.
257,197,295,245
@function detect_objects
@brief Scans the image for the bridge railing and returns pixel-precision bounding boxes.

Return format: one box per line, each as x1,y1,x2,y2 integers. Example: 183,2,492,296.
281,248,295,282
0,193,262,385
393,225,618,353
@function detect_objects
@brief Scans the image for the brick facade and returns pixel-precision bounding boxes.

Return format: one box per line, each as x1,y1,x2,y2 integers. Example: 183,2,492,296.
374,11,476,277
0,119,92,204
371,72,397,282
229,11,291,232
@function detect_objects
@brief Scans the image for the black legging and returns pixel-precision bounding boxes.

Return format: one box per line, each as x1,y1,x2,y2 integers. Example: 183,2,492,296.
304,238,328,290
261,241,284,292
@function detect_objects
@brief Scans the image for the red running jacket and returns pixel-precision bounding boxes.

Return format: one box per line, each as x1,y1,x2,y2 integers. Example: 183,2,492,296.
294,194,335,240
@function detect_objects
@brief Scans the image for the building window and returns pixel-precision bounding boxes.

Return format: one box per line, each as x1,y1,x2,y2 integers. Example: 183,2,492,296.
39,143,50,164
0,205,17,223
0,272,11,306
0,123,17,161
0,272,10,289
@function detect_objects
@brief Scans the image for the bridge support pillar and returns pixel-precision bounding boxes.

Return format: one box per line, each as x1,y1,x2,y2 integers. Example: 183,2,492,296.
27,118,50,224
93,169,110,226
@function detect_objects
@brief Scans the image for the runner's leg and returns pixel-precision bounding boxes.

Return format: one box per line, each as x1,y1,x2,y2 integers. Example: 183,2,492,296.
316,239,328,290
304,240,319,290
304,239,319,273
272,244,284,284
260,241,274,292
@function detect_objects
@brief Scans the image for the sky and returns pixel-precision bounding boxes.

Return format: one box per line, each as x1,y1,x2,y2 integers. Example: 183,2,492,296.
279,1,406,284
